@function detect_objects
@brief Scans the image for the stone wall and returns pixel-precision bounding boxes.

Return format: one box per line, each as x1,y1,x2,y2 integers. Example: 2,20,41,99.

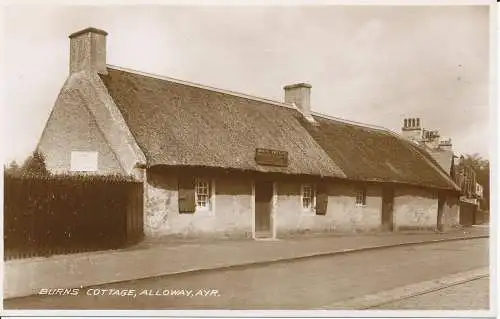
275,182,382,235
37,71,147,176
144,173,449,237
441,193,460,230
393,186,438,230
326,183,382,232
144,170,252,238
145,174,389,238
37,85,124,175
274,181,321,234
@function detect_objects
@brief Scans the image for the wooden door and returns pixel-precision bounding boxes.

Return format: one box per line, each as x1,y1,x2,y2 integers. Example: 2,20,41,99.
255,181,273,237
437,193,445,231
382,186,394,231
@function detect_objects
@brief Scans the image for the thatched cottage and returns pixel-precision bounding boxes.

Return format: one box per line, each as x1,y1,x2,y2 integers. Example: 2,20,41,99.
37,27,461,239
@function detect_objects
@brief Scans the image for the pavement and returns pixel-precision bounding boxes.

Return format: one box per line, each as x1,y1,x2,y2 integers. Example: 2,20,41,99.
3,225,489,299
3,237,489,310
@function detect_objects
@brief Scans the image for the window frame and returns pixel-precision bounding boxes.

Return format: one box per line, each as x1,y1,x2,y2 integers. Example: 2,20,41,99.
194,177,214,214
301,183,316,213
355,187,367,207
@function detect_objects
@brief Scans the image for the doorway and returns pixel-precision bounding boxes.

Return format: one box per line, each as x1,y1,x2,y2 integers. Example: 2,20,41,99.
381,186,394,231
254,180,274,239
437,193,445,231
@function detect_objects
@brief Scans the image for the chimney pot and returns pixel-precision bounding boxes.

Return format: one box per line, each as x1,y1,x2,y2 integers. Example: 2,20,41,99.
401,117,423,142
69,27,108,75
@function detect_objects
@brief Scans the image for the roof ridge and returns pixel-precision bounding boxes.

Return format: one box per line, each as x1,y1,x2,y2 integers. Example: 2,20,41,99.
311,111,396,133
312,110,430,143
106,64,298,110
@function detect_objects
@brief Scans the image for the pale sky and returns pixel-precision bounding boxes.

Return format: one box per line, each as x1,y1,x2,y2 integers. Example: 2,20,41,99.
2,4,491,165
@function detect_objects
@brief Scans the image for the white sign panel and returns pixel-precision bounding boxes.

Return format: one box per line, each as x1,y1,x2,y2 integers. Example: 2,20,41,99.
70,151,98,172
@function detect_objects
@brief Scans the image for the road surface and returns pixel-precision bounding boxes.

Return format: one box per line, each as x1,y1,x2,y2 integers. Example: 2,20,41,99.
374,276,489,310
4,237,488,310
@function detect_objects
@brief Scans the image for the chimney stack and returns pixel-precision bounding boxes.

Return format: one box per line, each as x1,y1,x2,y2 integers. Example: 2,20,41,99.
438,138,453,151
284,83,312,119
401,117,422,143
69,27,108,75
422,129,441,149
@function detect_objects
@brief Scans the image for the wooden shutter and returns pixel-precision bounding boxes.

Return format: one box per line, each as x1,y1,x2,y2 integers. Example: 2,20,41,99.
178,175,196,214
315,183,328,215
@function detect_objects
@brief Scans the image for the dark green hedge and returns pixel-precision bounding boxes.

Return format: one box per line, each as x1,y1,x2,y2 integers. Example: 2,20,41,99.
4,173,143,259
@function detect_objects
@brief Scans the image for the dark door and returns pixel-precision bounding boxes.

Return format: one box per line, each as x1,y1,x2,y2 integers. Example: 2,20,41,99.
437,193,445,231
381,186,394,231
255,180,273,238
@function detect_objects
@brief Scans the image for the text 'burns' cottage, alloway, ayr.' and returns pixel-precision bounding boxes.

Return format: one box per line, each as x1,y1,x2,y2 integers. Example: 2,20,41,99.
37,27,462,239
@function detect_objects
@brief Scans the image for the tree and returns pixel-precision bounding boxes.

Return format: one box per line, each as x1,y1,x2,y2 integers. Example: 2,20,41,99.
4,160,21,175
462,153,489,170
461,153,489,211
21,150,50,176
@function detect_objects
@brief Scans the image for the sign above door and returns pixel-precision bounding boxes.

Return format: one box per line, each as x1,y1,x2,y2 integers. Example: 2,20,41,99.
255,148,289,167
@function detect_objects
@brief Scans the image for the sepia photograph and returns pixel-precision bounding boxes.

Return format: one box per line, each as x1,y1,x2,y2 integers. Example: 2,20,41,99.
1,0,496,317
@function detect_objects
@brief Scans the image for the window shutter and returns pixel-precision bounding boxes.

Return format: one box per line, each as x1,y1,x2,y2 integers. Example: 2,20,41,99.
315,183,328,215
178,175,196,214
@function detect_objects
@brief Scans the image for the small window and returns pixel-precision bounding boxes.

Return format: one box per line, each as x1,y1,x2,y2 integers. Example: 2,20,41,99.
355,187,367,206
302,184,316,211
195,178,211,210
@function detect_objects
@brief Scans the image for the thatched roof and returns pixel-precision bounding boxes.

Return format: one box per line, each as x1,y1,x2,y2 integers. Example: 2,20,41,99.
299,114,460,191
99,67,345,178
99,66,459,191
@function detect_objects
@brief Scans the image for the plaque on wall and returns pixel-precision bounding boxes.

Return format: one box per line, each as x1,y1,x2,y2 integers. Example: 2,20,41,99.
70,151,98,172
255,148,289,167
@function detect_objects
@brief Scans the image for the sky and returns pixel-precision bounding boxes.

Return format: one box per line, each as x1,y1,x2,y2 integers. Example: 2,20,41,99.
1,4,491,165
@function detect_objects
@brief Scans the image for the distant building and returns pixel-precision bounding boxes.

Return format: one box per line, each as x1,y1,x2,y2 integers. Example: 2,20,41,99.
476,182,484,199
400,117,483,199
401,118,455,176
401,118,484,226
